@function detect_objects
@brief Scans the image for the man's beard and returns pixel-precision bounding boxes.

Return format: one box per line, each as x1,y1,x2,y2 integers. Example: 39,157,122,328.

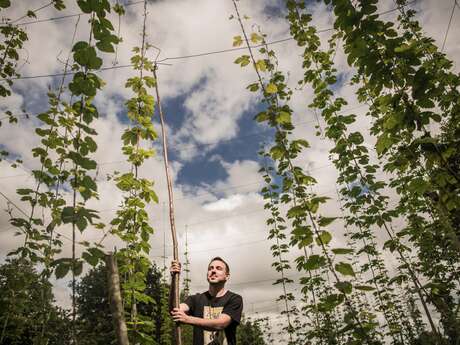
207,277,224,285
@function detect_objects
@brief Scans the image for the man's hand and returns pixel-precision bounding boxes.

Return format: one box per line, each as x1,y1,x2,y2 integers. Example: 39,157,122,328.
171,307,190,324
170,260,181,276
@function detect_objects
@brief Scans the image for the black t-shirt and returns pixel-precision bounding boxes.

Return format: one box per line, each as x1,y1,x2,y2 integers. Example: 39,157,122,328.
184,290,243,345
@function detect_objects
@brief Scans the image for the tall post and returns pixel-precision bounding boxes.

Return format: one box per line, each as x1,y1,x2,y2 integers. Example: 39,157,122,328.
106,252,130,345
153,65,182,345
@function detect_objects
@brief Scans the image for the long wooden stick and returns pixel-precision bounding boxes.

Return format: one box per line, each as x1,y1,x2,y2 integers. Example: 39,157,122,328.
153,65,182,345
106,253,130,345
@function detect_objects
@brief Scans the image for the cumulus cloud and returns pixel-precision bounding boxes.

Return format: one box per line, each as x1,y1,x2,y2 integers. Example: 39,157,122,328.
0,0,459,326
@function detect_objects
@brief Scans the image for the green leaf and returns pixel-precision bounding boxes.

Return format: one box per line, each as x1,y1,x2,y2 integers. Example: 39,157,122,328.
332,248,354,255
276,111,291,124
321,293,344,311
355,285,375,291
55,262,70,279
82,251,98,266
255,59,266,72
293,139,309,148
113,3,125,15
232,35,243,47
250,32,262,43
376,134,392,154
254,111,268,122
96,40,114,53
316,231,332,245
318,216,337,227
335,281,352,294
394,44,411,53
0,0,11,8
266,83,278,94
82,175,97,192
269,146,284,160
73,260,83,276
247,83,259,92
61,206,75,224
77,0,92,13
335,262,355,277
291,226,313,247
287,205,304,218
234,55,250,67
76,214,88,232
304,255,327,270
17,188,33,196
348,132,364,145
73,44,102,69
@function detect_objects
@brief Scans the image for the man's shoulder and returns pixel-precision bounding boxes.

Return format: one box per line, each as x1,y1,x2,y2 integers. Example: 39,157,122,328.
188,291,209,300
188,290,242,303
226,290,242,300
223,290,242,305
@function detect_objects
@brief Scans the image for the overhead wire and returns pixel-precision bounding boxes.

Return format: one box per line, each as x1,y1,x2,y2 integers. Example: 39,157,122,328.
0,190,81,244
7,0,416,28
0,2,419,82
0,4,428,319
8,0,145,26
0,0,431,280
0,102,369,184
441,0,457,52
9,1,55,24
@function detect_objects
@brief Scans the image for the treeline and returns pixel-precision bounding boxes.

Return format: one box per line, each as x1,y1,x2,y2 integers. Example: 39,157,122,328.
0,259,267,345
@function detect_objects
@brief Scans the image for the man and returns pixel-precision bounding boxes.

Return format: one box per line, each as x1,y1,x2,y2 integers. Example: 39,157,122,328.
170,257,243,345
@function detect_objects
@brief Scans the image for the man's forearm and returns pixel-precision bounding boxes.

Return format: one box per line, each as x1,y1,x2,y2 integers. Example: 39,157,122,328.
185,315,229,331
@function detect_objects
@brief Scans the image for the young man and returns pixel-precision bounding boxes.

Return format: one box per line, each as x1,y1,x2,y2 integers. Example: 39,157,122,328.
170,257,243,345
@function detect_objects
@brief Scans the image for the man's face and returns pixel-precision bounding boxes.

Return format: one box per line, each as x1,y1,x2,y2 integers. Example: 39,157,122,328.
207,260,229,284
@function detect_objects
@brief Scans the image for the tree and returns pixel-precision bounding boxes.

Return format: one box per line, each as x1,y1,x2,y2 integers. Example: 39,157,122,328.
236,316,267,345
74,264,115,345
75,262,192,345
0,259,71,345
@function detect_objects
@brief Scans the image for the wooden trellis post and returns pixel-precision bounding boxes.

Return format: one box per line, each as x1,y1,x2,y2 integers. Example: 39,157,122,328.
153,64,182,345
106,252,130,345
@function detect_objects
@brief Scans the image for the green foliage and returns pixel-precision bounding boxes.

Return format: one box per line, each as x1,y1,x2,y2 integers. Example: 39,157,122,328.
4,2,119,344
74,264,189,345
323,0,460,342
0,0,11,9
2,1,459,344
236,317,267,345
0,24,28,97
107,6,160,342
0,259,71,345
233,2,377,342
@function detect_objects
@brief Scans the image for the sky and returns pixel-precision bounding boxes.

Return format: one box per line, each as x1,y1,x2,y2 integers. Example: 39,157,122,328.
0,0,459,338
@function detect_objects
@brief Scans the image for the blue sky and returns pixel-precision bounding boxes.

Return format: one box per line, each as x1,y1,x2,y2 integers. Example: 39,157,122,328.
0,0,459,331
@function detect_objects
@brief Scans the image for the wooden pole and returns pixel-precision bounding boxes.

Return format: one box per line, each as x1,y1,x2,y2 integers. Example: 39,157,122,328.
106,252,130,345
153,65,182,345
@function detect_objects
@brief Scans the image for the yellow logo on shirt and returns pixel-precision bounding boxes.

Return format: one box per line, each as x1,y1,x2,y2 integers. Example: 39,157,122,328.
203,306,227,345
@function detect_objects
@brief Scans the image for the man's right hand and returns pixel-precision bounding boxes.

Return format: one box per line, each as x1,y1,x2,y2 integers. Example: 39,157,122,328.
170,260,181,275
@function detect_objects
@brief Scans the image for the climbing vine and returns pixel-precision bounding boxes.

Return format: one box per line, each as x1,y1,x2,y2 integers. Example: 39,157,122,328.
5,0,118,343
1,1,459,344
109,1,158,342
232,1,385,343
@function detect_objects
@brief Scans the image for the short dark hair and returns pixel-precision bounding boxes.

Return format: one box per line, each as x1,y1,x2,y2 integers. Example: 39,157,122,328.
208,256,230,274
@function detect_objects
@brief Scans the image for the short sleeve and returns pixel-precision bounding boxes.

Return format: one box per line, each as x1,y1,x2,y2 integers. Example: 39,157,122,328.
184,294,195,315
222,294,243,324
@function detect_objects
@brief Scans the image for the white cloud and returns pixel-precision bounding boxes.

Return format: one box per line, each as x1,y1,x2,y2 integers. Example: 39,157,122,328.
0,0,459,336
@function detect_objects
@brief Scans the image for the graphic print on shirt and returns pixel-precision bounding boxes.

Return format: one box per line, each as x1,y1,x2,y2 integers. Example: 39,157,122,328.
203,306,227,345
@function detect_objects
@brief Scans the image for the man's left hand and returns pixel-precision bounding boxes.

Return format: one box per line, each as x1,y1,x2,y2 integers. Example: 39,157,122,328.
171,308,190,324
